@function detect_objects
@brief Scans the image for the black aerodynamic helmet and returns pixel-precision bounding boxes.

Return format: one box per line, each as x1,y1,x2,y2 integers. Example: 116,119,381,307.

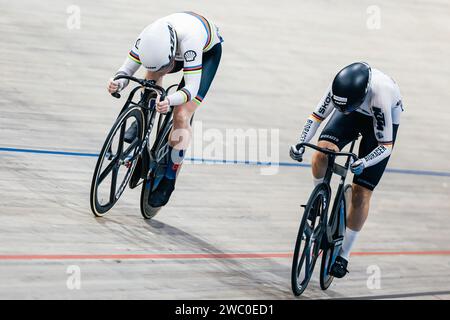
331,62,371,114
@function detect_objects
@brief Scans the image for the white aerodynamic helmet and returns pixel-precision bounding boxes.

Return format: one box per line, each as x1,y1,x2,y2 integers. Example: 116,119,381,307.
138,20,177,72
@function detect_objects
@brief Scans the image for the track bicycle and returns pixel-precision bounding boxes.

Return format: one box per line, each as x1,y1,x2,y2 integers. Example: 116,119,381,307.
90,75,179,220
291,139,358,296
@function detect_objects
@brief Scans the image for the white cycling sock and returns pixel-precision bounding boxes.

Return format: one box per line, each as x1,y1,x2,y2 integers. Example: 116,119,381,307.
313,176,324,187
339,228,359,261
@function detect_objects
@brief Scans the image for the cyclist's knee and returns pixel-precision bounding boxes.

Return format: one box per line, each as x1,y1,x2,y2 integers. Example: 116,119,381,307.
173,101,197,126
351,184,372,209
318,140,339,151
312,141,338,165
173,109,191,126
312,150,327,166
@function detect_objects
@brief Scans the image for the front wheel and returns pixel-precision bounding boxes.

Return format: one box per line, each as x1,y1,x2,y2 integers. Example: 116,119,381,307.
291,184,330,296
90,106,144,217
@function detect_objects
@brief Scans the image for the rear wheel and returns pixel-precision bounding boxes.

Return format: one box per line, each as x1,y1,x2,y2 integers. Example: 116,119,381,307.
139,115,173,220
90,106,144,216
140,177,162,219
291,184,329,296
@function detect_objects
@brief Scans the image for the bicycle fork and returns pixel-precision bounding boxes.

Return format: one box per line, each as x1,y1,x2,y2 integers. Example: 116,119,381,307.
324,183,348,270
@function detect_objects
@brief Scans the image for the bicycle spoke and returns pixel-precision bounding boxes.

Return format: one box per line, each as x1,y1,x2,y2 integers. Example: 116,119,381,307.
304,244,312,274
109,165,119,203
117,122,127,155
296,227,311,276
297,253,306,278
304,223,313,238
98,159,119,185
123,138,139,156
313,224,322,239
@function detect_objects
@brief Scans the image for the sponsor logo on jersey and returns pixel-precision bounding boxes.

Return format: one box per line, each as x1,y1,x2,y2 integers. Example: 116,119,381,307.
320,134,339,142
318,92,332,114
135,38,140,50
372,106,386,131
376,132,384,139
184,50,197,62
364,145,386,162
300,119,313,142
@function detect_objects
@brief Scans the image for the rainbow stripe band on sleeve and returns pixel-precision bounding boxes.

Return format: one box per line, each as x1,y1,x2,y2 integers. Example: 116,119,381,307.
185,12,214,51
183,65,203,75
128,51,141,64
311,112,324,122
379,141,393,146
193,95,204,106
180,88,192,103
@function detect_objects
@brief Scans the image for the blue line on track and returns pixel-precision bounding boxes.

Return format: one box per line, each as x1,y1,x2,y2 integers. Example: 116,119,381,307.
1,147,449,178
0,147,97,158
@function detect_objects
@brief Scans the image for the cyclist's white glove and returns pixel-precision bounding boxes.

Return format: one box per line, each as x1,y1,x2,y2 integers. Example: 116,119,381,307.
290,144,305,162
107,78,127,94
156,97,171,114
350,159,365,175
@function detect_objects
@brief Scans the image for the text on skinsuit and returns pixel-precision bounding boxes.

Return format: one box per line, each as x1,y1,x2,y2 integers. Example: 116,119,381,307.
318,92,332,114
372,106,386,131
300,119,313,142
364,145,387,162
320,134,339,142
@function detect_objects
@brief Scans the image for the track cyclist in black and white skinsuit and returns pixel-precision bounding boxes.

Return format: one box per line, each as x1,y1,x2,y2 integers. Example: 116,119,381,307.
290,62,403,278
107,12,223,207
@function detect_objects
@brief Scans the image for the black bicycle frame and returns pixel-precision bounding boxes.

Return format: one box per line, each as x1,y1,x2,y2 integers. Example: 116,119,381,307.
296,141,358,185
296,141,358,245
112,75,176,177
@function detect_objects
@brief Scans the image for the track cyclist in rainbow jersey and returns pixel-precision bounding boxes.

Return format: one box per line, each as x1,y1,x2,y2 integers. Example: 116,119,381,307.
107,12,223,207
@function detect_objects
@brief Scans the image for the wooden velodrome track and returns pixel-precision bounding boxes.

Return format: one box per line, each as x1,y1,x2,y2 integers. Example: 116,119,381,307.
0,0,449,299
